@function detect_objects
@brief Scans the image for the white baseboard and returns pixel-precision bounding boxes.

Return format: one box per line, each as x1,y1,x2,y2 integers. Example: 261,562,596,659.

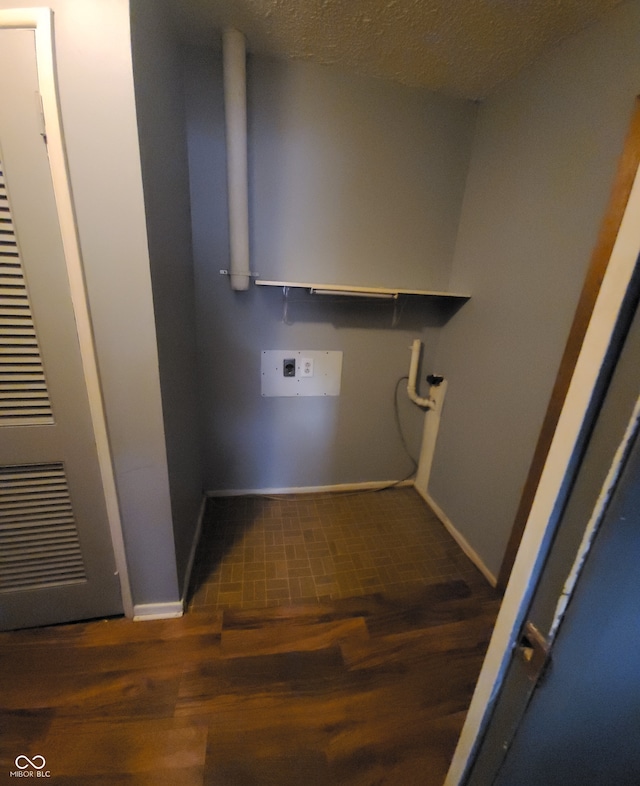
207,479,415,497
181,494,207,604
132,601,183,621
415,487,497,588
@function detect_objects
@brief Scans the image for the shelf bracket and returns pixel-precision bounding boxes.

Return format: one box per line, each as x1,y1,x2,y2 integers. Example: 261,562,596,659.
282,285,291,324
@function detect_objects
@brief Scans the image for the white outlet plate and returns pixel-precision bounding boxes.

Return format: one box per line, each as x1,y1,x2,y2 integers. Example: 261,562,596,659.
261,351,342,396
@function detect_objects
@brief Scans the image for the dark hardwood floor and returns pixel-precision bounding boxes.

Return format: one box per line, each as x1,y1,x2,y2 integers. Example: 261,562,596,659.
1,491,500,783
0,578,499,784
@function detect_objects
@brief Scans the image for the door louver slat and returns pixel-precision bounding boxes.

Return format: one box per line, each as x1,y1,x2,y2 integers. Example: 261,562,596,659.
0,158,53,426
3,528,78,541
4,536,79,550
0,463,87,592
1,505,71,517
1,517,73,532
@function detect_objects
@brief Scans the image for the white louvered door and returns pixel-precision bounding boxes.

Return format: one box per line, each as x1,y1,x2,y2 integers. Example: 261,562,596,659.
0,159,54,426
0,29,123,629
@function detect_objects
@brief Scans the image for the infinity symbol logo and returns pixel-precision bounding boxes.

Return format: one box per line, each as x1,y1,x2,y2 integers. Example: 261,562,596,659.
15,755,46,770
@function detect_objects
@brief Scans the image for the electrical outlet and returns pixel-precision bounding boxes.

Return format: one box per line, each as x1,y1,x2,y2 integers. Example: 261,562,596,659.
300,357,314,377
261,350,342,396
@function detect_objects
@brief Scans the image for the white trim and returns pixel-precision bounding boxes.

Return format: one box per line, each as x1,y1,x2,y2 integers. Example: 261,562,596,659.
0,9,133,617
181,495,207,603
0,7,44,28
417,488,497,587
207,479,415,497
445,160,640,785
133,602,183,622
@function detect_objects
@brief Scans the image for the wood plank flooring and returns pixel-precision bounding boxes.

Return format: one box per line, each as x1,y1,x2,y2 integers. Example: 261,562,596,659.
0,579,500,784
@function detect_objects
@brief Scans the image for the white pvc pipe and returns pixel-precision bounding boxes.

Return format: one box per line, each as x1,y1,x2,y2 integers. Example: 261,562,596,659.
414,380,448,495
223,28,250,291
407,339,435,409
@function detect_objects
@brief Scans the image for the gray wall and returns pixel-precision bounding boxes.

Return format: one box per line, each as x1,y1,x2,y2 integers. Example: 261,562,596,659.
130,0,203,592
184,50,476,491
248,59,474,291
429,0,640,578
0,0,181,605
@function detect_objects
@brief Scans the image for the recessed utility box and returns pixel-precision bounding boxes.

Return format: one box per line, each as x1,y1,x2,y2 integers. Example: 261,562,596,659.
261,351,342,397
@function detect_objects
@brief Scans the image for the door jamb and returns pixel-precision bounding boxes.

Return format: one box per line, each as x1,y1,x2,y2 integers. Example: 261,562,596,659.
0,8,133,618
445,113,640,785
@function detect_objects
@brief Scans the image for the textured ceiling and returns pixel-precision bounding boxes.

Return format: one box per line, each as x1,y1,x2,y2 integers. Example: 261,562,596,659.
170,0,623,99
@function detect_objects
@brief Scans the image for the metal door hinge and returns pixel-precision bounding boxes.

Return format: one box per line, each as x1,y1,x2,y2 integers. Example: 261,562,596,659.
517,620,551,683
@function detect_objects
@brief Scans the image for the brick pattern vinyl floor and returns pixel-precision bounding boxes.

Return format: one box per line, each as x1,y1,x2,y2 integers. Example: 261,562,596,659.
188,487,487,611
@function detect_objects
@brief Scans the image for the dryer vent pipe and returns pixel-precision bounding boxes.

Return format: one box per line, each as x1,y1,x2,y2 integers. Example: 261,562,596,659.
223,27,250,291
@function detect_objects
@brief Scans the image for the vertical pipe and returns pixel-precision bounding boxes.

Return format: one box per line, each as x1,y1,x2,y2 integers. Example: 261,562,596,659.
223,28,250,290
414,380,448,496
407,339,435,408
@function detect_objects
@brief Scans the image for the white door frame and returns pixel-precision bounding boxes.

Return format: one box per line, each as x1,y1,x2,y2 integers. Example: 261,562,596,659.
446,155,640,784
0,7,133,617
